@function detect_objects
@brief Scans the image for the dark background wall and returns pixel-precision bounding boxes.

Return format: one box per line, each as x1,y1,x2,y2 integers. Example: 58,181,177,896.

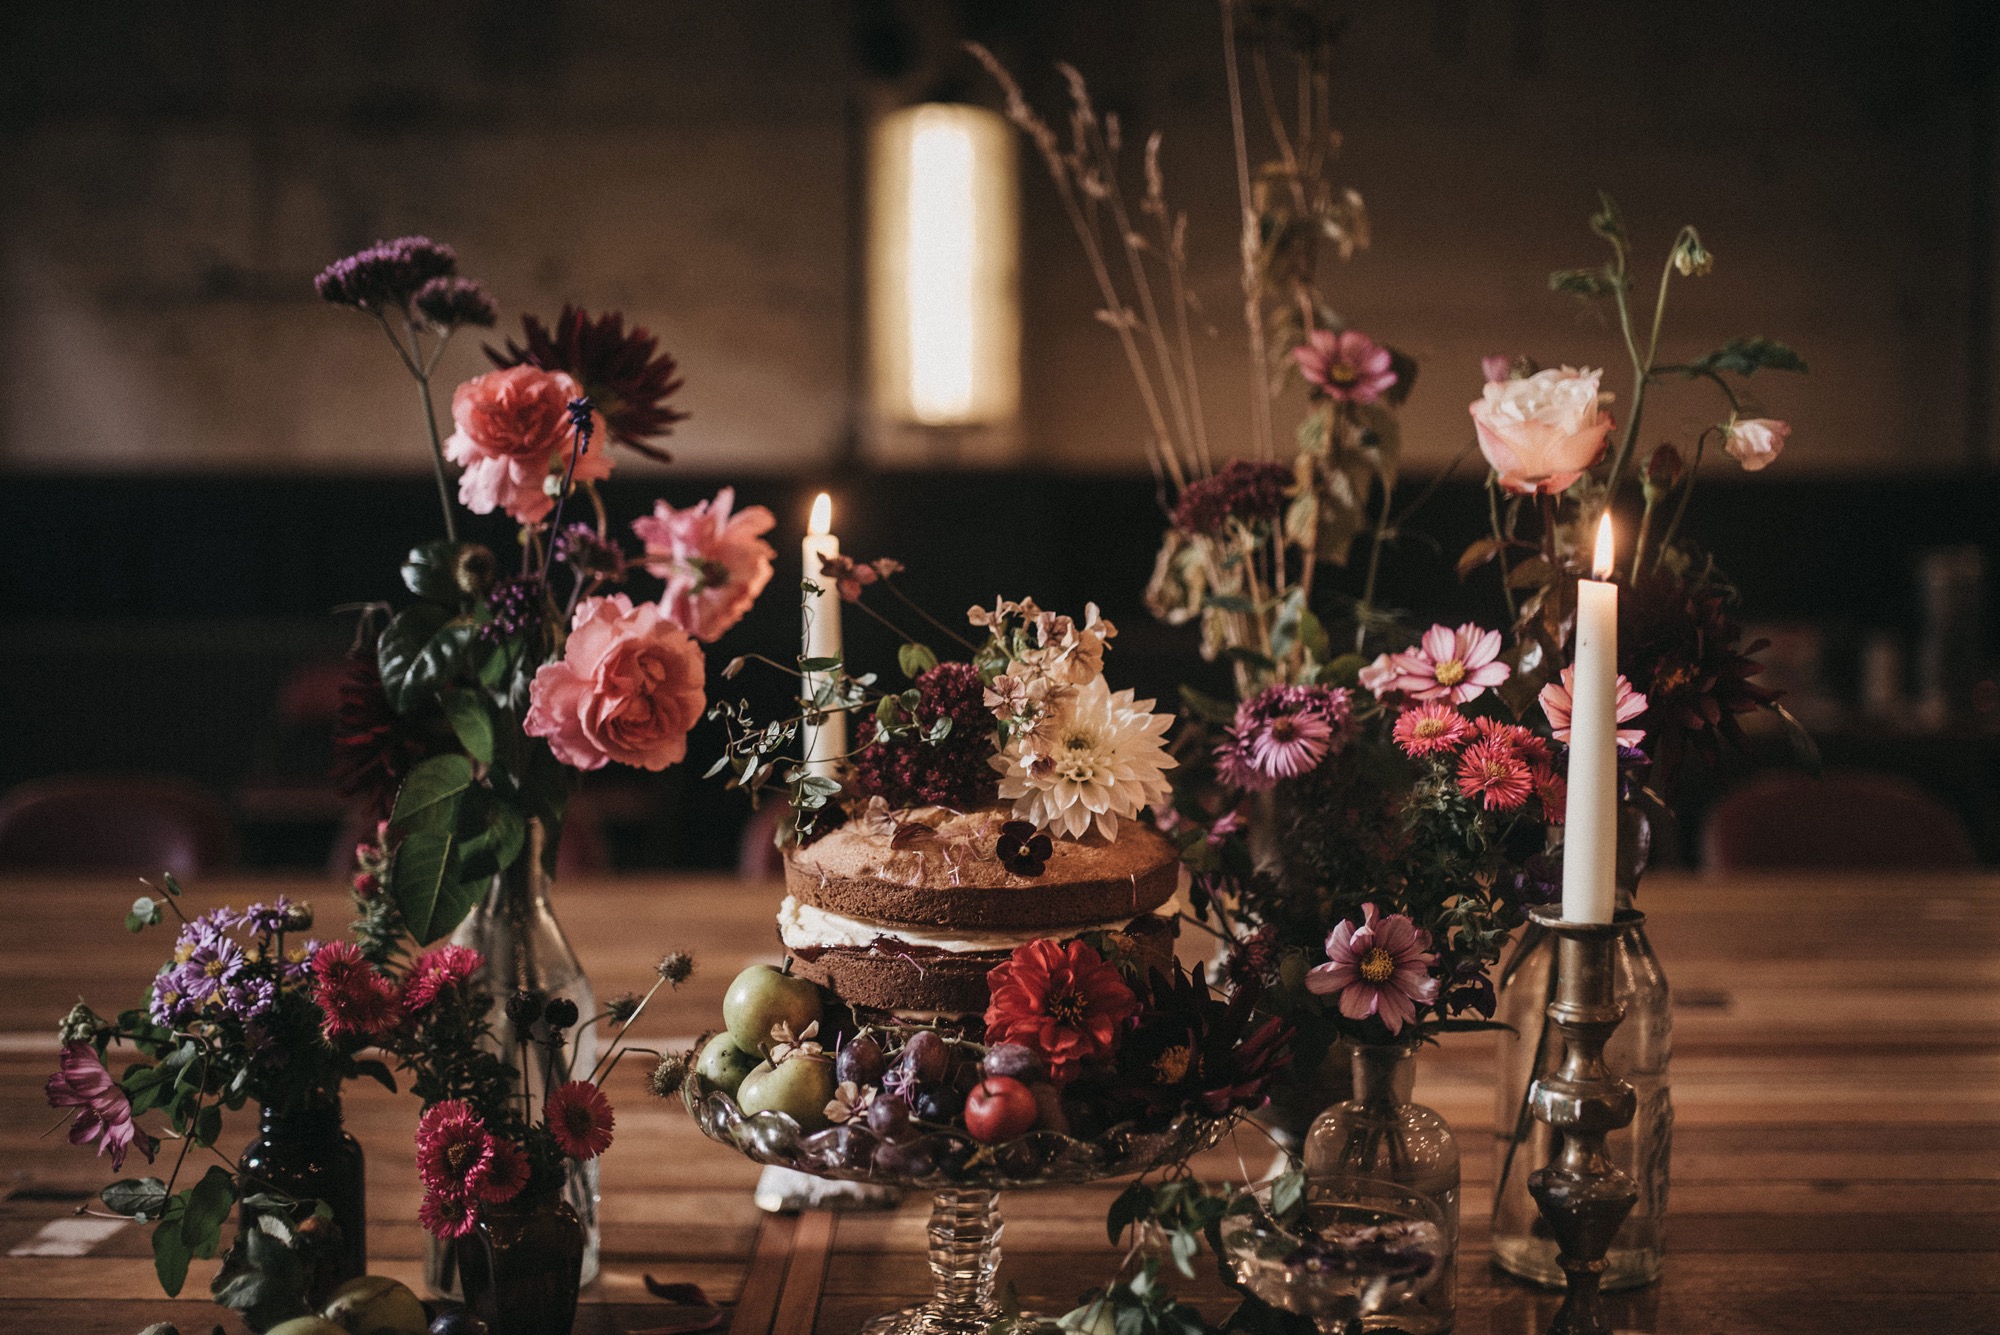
2,1,1996,867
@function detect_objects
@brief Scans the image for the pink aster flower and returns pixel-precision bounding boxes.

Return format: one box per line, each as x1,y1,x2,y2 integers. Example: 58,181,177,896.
1385,623,1510,704
415,1099,495,1197
419,1190,480,1240
631,487,778,643
1538,667,1648,748
401,944,484,1014
1304,904,1440,1035
1472,715,1553,768
1456,738,1536,812
1533,765,1567,824
1214,685,1351,791
442,365,612,525
476,1136,531,1205
1392,701,1472,757
311,941,402,1041
545,1081,616,1159
46,1043,156,1172
1293,329,1398,405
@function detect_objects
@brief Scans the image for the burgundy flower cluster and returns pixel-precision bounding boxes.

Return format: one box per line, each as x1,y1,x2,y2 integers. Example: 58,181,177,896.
1170,460,1292,536
848,662,1000,810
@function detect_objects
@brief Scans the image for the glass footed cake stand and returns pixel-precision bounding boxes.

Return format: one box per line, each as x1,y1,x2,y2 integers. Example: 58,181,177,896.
682,1071,1232,1335
1217,1178,1447,1335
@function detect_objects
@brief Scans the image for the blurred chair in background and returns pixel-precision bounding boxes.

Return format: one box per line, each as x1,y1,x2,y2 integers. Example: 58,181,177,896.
0,775,237,877
1702,768,1976,871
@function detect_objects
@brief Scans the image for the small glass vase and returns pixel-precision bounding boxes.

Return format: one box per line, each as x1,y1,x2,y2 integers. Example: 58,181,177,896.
1490,805,1672,1291
426,817,600,1298
454,1185,586,1335
236,1092,367,1307
1302,1042,1460,1334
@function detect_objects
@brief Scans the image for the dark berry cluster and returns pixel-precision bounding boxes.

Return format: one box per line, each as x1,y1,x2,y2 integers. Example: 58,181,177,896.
1170,460,1293,536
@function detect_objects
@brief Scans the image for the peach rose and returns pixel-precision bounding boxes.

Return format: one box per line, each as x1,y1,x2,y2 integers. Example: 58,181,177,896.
631,487,777,642
1723,417,1789,472
1468,366,1614,495
443,365,611,524
525,594,706,771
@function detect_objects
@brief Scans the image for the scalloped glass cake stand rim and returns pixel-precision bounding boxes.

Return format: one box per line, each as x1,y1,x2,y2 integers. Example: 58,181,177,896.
682,1074,1233,1335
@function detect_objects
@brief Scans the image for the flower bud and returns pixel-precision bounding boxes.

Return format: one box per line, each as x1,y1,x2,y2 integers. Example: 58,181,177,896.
542,997,580,1031
453,543,498,596
1642,444,1684,503
504,990,544,1028
648,1054,688,1098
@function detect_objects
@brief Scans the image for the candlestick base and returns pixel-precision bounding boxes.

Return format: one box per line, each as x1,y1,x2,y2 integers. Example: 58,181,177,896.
1524,908,1645,1335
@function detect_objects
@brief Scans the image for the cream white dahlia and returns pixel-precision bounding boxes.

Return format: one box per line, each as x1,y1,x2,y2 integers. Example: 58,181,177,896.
992,674,1175,840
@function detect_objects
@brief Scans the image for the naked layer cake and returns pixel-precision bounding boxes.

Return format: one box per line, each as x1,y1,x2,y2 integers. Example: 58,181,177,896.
780,805,1183,1017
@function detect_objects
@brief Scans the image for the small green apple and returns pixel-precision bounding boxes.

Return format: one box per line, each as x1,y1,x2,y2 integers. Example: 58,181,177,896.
322,1274,428,1335
696,1031,760,1096
737,1055,837,1132
722,964,822,1055
267,1319,350,1335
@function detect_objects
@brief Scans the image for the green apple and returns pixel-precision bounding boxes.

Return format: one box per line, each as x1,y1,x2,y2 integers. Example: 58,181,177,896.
722,964,823,1056
267,1319,350,1335
321,1274,428,1335
696,1031,760,1096
737,1055,837,1132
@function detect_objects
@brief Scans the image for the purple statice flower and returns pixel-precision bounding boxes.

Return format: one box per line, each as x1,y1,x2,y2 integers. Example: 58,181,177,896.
1214,684,1352,791
314,236,459,313
482,576,546,642
413,275,498,329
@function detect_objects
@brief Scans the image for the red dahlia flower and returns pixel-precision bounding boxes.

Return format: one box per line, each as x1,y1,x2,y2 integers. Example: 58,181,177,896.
984,939,1141,1083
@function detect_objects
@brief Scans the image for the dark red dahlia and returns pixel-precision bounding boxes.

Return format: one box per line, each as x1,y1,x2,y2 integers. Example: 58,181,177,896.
1620,562,1779,795
1103,963,1293,1119
330,648,442,818
487,306,687,459
1171,460,1292,536
848,662,999,810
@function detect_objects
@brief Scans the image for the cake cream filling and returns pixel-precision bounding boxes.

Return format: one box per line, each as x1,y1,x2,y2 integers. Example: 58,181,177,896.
777,891,1184,956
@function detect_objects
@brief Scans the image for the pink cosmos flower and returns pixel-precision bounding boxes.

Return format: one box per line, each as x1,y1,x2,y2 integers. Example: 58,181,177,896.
1456,738,1535,812
631,488,777,642
401,944,484,1014
1384,623,1510,704
46,1043,156,1172
1304,904,1440,1035
525,594,707,772
545,1081,616,1159
1723,417,1790,472
442,365,612,524
1469,366,1614,495
1293,329,1398,404
311,941,402,1041
1358,652,1400,698
1392,702,1472,757
1539,667,1648,748
415,1099,494,1196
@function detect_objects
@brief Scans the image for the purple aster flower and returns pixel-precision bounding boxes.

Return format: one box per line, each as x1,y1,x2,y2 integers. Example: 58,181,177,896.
240,898,296,936
413,275,498,329
282,940,322,988
226,976,278,1023
314,236,459,312
1214,684,1353,791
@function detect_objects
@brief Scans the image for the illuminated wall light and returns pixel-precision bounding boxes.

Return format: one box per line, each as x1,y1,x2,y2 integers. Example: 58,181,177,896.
869,103,1020,435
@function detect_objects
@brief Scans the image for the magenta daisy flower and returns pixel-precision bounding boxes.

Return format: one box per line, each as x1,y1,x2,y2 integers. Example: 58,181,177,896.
1392,702,1472,757
1304,904,1440,1035
1456,738,1536,811
419,1190,480,1240
311,941,402,1041
1385,623,1511,704
476,1136,531,1204
545,1081,616,1160
1539,666,1649,748
415,1100,495,1197
1292,329,1398,405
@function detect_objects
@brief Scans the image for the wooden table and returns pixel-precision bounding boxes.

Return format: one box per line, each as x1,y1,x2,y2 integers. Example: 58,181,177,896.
2,871,1996,1335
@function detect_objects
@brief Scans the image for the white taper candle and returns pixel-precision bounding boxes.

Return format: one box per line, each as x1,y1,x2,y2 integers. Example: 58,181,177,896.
1561,513,1620,924
802,493,846,781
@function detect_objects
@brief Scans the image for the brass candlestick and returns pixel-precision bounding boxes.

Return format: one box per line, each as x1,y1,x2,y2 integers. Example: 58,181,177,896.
1525,907,1645,1335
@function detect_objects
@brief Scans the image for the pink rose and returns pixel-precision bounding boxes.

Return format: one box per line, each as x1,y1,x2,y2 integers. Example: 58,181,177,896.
525,594,706,771
443,366,612,524
1723,417,1789,472
1293,329,1398,405
631,487,777,642
1469,366,1614,495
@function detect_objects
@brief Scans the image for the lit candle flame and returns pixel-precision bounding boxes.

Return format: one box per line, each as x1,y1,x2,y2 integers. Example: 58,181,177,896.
1592,512,1615,580
809,492,833,536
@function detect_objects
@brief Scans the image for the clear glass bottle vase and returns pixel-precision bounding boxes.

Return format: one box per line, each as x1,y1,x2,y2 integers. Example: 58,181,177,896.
1302,1042,1460,1334
1490,805,1672,1290
425,817,600,1297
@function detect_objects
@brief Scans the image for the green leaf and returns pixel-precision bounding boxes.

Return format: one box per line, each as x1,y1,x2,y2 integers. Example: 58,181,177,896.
1167,1227,1200,1278
392,828,459,945
1688,336,1808,377
180,1166,235,1259
1769,700,1822,776
1203,594,1257,614
1319,652,1366,688
401,540,465,602
377,604,479,713
442,691,494,766
1177,685,1237,726
125,896,162,933
152,1201,192,1296
897,642,938,680
349,1059,397,1093
192,1103,223,1146
1107,1182,1153,1245
389,754,475,836
455,790,525,883
101,1177,169,1220
799,656,842,672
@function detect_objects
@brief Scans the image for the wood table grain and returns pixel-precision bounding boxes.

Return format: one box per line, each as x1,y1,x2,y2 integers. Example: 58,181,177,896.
1,871,1995,1335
